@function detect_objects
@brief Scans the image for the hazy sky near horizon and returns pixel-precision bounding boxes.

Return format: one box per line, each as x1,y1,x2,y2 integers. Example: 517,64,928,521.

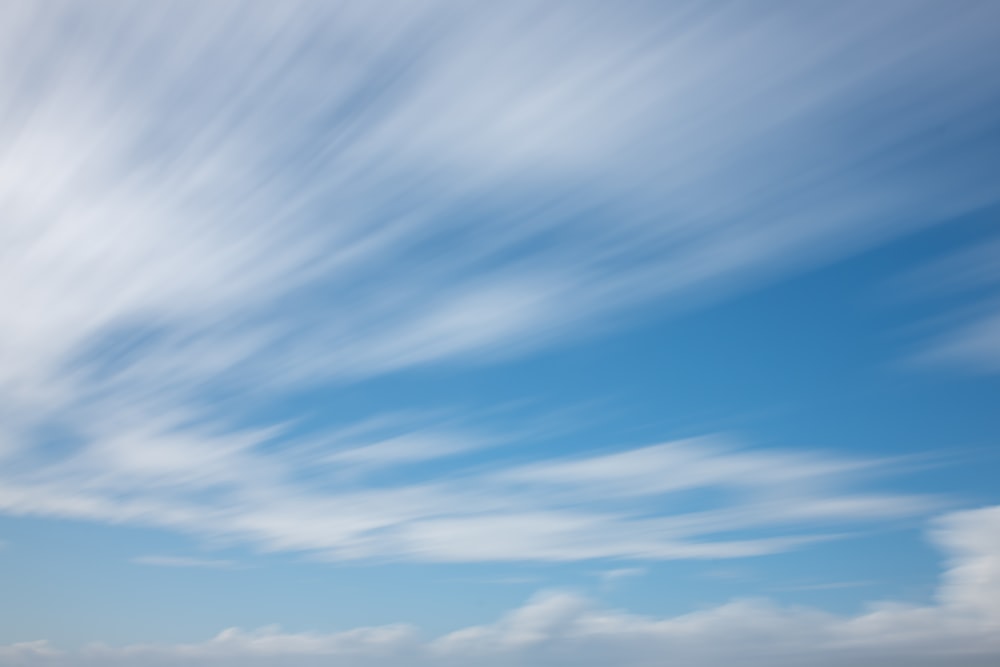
1,1,1000,665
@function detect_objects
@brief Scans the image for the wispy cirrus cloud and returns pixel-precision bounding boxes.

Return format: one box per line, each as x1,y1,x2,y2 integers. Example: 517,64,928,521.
3,505,1000,666
0,0,998,570
918,309,1000,373
3,1,1000,402
0,426,941,563
891,234,1000,373
594,566,647,590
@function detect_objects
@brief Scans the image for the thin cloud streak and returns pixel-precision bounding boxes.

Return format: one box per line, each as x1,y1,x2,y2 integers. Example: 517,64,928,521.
132,555,243,570
0,426,942,563
892,234,1000,373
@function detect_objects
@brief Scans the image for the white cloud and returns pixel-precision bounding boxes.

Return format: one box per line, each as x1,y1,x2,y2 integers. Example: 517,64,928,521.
0,0,997,407
0,4,994,660
932,506,1000,622
0,426,942,562
3,505,999,666
0,0,996,578
321,432,488,470
595,566,647,590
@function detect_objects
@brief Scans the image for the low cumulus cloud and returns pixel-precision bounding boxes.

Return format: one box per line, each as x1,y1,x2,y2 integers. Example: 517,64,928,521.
3,505,999,666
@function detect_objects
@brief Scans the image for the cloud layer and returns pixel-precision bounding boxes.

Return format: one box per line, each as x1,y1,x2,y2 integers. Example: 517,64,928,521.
3,0,999,405
0,428,940,562
3,505,999,666
2,2,998,661
1,0,998,565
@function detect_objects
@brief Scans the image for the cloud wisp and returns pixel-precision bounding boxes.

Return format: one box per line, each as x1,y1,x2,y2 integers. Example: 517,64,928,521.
131,555,242,570
0,426,941,563
3,505,999,666
2,0,1000,455
893,234,1000,373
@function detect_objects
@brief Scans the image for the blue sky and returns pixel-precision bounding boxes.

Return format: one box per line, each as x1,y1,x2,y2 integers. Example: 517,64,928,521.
1,1,1000,665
